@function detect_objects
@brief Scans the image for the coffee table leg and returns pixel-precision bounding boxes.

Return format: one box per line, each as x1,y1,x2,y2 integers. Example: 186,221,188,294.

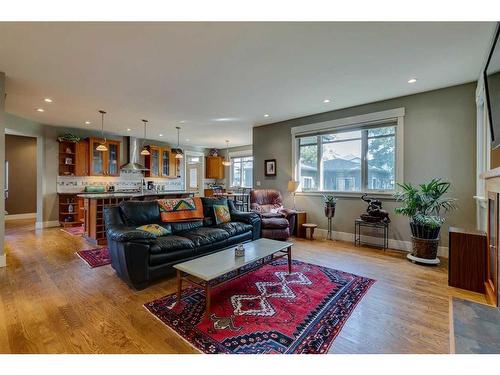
287,246,292,273
176,269,182,305
205,283,211,320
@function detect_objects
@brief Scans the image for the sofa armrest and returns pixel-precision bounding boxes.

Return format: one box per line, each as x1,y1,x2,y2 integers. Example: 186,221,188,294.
280,208,297,218
106,226,157,242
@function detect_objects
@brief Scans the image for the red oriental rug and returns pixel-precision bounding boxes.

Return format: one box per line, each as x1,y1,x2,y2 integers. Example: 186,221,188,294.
76,247,111,268
144,259,375,354
61,225,84,236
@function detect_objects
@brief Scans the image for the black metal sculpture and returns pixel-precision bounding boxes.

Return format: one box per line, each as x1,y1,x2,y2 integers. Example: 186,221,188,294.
360,194,391,223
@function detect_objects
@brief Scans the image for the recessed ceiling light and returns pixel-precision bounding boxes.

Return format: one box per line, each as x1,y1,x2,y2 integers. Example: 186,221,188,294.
44,98,53,103
323,99,331,103
126,128,131,132
36,108,44,112
264,114,270,118
408,78,417,84
85,121,91,125
159,134,163,137
185,138,190,142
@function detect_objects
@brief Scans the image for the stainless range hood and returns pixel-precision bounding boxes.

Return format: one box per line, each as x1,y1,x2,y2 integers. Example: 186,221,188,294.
120,136,149,171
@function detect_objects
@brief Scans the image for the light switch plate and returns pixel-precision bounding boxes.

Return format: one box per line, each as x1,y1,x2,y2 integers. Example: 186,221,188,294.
256,181,261,186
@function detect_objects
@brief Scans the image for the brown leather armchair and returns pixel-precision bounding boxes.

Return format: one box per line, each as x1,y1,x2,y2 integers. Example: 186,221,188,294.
250,189,297,240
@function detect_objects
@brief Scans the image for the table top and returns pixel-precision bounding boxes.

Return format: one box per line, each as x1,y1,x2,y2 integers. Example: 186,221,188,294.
355,218,389,226
216,192,250,197
302,223,318,228
174,238,292,281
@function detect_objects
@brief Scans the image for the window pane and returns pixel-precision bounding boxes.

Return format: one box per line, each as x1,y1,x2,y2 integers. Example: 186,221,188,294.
242,160,253,187
321,139,361,191
322,130,361,143
367,135,395,190
232,161,241,187
299,136,317,146
299,141,318,191
368,126,395,137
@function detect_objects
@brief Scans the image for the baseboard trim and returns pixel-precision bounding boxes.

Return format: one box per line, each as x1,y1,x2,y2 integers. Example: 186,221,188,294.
0,254,6,268
35,220,60,229
5,213,36,221
313,228,449,258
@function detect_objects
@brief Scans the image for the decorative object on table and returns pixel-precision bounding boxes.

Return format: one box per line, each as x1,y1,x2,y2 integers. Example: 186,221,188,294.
302,223,318,240
264,159,277,176
57,133,81,143
234,244,245,257
140,119,150,156
144,259,375,354
394,178,457,265
323,194,337,240
76,247,111,268
208,148,219,157
65,147,72,153
222,140,231,166
354,218,389,251
360,194,390,223
64,157,73,165
174,126,183,159
287,180,300,210
68,203,74,213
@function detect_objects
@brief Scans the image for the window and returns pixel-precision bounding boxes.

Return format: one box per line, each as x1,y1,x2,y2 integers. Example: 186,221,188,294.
231,156,253,188
295,120,398,193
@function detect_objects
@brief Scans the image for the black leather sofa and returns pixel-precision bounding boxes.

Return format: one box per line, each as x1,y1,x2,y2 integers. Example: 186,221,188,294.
104,197,261,290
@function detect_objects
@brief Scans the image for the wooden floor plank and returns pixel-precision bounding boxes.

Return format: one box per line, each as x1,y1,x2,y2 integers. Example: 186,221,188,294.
0,219,488,354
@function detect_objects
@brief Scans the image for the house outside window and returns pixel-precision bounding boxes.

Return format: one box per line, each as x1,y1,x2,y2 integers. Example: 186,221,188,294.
293,108,403,194
231,155,253,188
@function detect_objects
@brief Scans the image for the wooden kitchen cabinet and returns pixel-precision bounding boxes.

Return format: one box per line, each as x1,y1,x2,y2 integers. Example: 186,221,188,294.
145,145,161,177
75,139,89,176
145,146,177,178
88,137,121,176
206,156,225,179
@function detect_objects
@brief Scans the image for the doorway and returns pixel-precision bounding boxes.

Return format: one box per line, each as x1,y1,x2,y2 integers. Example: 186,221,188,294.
185,152,204,197
4,134,37,226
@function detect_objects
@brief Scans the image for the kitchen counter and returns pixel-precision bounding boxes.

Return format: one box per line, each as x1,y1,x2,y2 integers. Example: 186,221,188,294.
76,191,193,199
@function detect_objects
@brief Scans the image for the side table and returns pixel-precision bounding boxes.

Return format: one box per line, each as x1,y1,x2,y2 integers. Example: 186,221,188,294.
354,219,389,251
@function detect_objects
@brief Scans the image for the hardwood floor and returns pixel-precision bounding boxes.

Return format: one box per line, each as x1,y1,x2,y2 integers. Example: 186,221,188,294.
0,219,487,354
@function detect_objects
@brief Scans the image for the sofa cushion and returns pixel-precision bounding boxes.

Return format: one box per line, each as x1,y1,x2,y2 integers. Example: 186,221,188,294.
180,227,230,247
261,217,289,229
119,200,160,226
218,221,253,236
170,220,203,234
149,235,195,254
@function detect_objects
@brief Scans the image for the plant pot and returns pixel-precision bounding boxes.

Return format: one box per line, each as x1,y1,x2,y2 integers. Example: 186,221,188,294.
324,203,336,218
409,222,441,239
411,236,440,260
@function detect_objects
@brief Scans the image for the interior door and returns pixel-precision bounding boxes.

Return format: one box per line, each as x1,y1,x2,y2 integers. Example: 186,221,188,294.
186,156,202,196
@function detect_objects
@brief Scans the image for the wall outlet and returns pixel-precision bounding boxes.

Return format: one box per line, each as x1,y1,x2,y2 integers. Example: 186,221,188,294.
256,181,261,186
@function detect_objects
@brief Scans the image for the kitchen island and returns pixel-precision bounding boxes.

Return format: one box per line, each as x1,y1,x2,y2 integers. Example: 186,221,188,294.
78,190,193,245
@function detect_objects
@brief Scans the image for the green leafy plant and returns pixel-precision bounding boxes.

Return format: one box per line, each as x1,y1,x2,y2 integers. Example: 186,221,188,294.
394,178,457,226
322,194,338,205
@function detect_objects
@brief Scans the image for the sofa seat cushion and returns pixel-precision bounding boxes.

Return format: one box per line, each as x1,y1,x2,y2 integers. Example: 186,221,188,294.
180,227,230,247
261,217,289,229
218,221,253,237
149,248,195,266
149,235,195,255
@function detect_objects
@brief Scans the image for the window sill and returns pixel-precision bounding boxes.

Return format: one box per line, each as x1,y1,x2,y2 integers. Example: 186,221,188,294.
295,190,397,200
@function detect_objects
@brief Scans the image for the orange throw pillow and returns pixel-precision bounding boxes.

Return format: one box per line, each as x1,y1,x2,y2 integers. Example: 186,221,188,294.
158,197,204,223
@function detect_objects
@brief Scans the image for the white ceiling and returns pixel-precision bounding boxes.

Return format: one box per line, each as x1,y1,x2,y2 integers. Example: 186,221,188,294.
0,22,496,148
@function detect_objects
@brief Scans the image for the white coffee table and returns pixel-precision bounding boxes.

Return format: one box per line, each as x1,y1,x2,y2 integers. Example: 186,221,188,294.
173,238,293,319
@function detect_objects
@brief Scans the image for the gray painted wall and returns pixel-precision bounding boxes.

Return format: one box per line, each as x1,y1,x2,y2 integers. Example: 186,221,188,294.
253,82,477,246
0,72,5,263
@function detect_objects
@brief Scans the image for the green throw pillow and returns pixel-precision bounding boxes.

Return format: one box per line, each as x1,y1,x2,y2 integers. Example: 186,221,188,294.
136,224,171,237
213,204,231,225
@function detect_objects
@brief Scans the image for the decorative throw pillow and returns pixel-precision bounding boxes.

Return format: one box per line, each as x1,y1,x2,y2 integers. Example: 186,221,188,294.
136,224,171,237
213,204,231,225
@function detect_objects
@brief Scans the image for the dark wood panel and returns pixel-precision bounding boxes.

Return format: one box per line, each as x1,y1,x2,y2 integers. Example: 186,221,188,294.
448,227,487,293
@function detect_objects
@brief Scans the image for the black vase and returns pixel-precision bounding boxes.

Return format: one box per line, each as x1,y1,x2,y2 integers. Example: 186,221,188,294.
324,203,336,218
410,222,441,240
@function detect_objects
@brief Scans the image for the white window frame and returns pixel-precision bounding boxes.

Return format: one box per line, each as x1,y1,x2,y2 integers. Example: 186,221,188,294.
291,108,404,197
229,151,253,189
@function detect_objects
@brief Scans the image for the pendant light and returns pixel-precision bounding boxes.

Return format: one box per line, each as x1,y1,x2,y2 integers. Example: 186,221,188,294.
95,110,108,152
222,140,231,166
140,119,150,156
175,126,184,159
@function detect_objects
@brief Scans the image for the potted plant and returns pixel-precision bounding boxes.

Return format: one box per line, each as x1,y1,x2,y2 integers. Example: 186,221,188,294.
323,194,338,218
394,178,457,265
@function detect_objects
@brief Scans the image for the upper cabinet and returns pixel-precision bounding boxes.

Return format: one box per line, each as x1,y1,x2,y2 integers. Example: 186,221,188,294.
206,156,225,179
58,139,89,176
89,137,121,176
145,145,177,178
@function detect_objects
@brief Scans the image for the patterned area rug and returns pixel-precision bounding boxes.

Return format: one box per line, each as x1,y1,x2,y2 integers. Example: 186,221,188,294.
76,247,111,268
61,226,84,236
144,259,375,354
